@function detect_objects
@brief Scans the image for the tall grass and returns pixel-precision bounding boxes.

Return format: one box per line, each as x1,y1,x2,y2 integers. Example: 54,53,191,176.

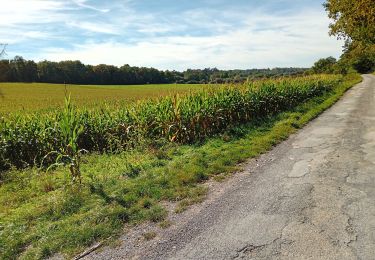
0,75,342,172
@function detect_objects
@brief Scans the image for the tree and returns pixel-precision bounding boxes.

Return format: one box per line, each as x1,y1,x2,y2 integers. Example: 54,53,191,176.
58,60,88,84
341,42,375,73
24,60,38,82
0,60,10,81
0,55,309,84
324,0,375,44
8,56,37,82
333,38,375,74
324,1,375,73
38,60,64,83
0,44,5,98
311,57,337,74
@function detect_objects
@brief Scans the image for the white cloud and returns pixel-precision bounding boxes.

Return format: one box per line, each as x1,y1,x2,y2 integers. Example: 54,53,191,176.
66,21,120,35
0,0,69,26
72,0,110,13
41,10,343,70
0,0,344,70
0,0,148,43
0,0,69,43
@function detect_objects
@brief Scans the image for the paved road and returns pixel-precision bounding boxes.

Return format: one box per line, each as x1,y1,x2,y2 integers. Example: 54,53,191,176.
89,75,375,259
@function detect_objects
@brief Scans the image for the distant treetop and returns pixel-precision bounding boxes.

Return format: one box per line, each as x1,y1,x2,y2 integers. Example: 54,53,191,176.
0,57,307,84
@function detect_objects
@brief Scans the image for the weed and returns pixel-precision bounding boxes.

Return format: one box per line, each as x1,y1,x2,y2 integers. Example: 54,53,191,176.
159,220,172,229
143,232,157,241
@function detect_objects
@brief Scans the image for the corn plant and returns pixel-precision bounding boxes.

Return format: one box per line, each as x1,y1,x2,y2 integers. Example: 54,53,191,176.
0,75,343,172
43,95,85,183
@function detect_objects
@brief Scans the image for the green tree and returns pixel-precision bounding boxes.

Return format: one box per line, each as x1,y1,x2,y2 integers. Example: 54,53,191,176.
324,0,375,44
0,60,10,82
38,60,64,83
0,44,5,98
342,42,375,73
311,57,337,74
24,60,38,82
8,56,38,82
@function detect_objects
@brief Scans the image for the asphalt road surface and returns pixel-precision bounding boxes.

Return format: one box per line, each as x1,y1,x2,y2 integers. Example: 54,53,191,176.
88,75,375,260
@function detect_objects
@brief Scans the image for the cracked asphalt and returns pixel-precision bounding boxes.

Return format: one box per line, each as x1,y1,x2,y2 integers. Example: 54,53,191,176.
87,75,375,260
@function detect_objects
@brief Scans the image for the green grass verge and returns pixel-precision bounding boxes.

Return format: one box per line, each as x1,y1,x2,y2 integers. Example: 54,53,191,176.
0,73,362,259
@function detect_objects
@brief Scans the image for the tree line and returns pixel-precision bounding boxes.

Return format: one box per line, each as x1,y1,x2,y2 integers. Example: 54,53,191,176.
321,0,375,74
0,56,307,85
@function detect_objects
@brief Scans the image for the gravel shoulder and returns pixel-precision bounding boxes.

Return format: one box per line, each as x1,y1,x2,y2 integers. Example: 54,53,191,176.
86,75,375,260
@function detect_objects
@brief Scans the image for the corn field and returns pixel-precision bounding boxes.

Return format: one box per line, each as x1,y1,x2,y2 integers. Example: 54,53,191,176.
0,75,342,172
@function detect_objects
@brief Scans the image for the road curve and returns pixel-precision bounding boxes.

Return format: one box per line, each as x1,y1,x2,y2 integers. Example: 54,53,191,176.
88,75,375,260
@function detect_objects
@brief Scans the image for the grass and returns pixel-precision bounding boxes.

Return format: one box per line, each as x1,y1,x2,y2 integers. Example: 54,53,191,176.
159,220,172,229
0,74,361,259
143,232,157,241
0,82,205,113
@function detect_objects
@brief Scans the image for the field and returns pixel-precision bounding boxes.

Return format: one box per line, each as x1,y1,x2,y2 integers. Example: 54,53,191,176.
0,82,205,113
0,74,362,259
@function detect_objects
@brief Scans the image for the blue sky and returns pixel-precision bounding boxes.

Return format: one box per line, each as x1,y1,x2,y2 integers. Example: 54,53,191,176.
0,0,344,70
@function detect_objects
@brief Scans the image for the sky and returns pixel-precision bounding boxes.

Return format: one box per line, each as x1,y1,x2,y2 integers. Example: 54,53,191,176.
0,0,344,71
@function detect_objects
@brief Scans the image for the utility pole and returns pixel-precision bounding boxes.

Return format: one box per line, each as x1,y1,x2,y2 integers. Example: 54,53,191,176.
0,44,7,57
